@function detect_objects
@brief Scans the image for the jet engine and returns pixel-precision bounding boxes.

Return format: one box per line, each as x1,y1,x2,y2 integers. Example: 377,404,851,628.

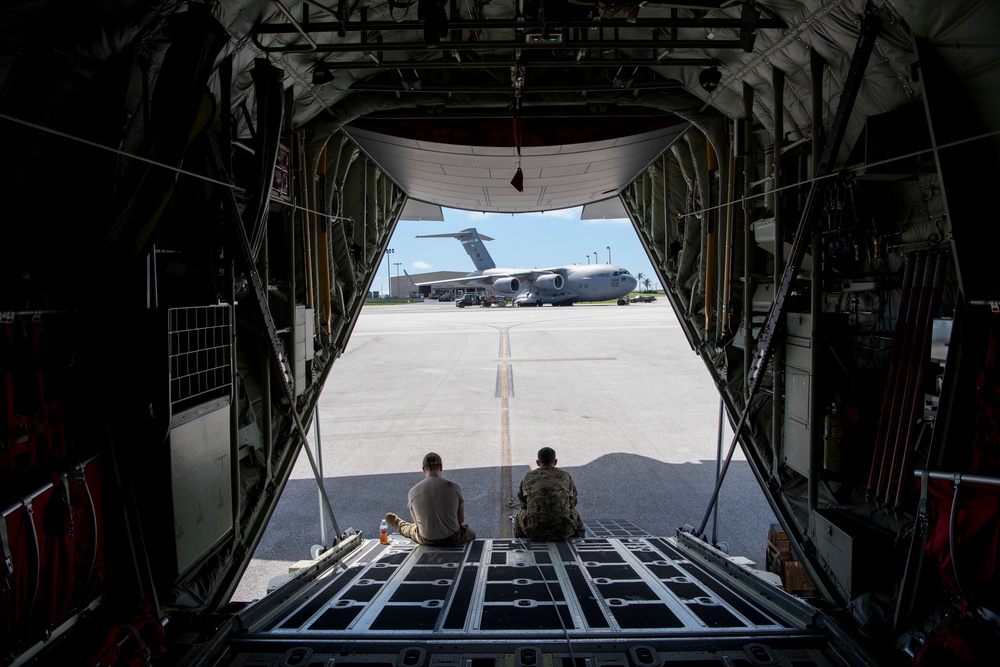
491,277,521,294
535,274,564,291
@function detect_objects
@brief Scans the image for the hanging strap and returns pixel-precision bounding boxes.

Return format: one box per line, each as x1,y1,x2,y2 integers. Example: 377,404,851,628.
917,467,930,533
58,472,75,537
510,112,524,192
948,478,972,615
1,513,12,580
22,500,40,631
513,114,522,158
56,466,86,536
121,622,151,662
77,467,99,605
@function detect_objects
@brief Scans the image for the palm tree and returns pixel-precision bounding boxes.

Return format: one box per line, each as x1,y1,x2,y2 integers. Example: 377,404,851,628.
635,272,645,294
642,277,652,292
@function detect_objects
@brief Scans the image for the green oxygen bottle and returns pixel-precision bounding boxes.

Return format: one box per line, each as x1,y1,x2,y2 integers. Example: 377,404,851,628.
823,403,847,473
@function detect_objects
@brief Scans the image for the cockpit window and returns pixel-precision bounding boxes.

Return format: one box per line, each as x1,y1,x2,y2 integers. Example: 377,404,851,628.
621,270,630,275
613,271,619,276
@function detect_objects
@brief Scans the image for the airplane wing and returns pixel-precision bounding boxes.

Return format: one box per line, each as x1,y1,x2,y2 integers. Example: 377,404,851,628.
415,231,495,241
511,269,561,281
409,275,489,287
407,268,564,294
409,271,542,296
409,270,558,285
403,269,481,287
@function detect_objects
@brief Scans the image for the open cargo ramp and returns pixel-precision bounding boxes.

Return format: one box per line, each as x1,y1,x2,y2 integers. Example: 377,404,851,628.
211,524,871,667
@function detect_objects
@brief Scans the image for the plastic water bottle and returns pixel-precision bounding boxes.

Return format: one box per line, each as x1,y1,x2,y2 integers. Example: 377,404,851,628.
379,519,389,544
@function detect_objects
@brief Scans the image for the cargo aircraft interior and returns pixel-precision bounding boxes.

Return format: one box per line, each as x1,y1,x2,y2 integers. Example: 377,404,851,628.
1,0,999,665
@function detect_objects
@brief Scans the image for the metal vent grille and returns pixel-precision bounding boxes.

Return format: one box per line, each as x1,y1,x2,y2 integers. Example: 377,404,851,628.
168,305,233,413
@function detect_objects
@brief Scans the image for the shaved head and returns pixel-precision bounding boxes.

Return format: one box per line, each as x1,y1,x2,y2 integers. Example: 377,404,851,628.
537,447,556,465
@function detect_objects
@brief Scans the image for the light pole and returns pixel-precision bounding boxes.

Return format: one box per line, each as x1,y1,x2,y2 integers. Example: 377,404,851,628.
393,262,401,297
385,248,394,298
593,251,598,265
607,246,611,263
586,256,590,265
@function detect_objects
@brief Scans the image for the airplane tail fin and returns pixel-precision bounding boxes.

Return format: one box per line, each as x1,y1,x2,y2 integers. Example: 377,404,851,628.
415,227,496,271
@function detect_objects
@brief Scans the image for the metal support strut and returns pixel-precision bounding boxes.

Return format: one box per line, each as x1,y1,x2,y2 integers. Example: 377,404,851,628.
695,12,881,538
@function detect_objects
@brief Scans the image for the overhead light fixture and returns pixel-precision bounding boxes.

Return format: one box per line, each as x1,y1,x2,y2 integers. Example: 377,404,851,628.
526,31,562,44
311,61,335,86
612,67,636,89
400,68,421,91
699,66,722,92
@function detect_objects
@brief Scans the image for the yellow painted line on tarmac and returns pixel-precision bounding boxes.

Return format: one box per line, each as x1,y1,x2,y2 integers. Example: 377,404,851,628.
499,327,513,537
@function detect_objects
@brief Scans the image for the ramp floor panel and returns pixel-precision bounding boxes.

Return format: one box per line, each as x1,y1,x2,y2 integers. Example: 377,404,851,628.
260,536,788,637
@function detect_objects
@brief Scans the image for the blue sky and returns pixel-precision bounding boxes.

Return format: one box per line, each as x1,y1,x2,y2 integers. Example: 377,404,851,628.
377,207,660,295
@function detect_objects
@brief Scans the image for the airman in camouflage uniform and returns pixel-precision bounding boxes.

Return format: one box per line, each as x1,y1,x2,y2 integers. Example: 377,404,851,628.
514,447,585,540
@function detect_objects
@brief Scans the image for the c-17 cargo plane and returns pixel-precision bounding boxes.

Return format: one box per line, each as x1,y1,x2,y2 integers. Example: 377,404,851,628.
412,228,638,305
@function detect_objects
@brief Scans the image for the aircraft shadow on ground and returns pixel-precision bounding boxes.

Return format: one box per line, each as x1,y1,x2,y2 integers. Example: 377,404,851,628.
252,452,777,567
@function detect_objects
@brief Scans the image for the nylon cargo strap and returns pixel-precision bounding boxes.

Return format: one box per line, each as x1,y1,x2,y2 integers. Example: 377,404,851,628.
917,467,930,536
59,473,75,536
59,470,83,536
121,622,151,661
1,514,12,579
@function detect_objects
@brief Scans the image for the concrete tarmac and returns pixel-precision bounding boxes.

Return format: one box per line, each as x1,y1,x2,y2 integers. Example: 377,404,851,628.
232,299,777,602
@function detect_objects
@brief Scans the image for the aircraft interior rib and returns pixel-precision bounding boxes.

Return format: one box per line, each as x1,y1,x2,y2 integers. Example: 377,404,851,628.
1,1,999,665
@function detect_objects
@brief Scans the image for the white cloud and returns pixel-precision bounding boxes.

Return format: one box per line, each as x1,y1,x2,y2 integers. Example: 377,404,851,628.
412,260,432,269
